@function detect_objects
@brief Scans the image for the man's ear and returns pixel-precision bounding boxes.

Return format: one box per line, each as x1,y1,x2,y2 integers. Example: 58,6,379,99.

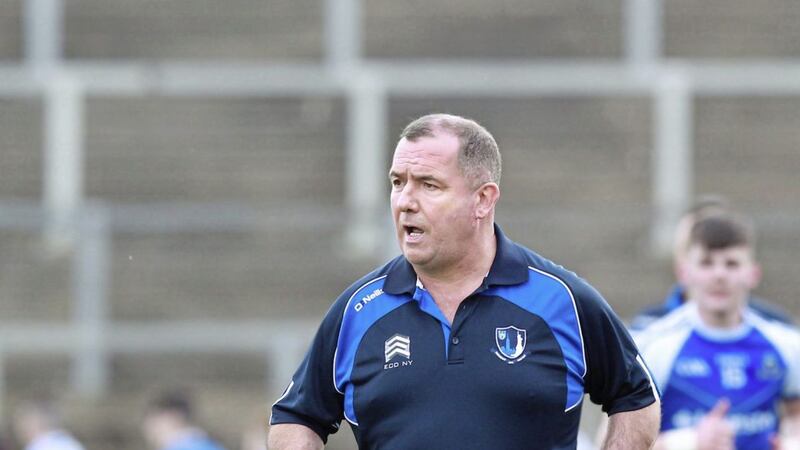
475,183,500,220
676,258,690,286
748,262,762,290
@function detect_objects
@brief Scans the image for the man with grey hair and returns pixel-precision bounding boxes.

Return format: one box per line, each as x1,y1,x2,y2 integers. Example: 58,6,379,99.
269,113,660,449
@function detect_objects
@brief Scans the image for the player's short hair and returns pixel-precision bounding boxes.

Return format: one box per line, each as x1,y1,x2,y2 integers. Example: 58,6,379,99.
147,390,194,422
689,212,755,251
399,113,501,188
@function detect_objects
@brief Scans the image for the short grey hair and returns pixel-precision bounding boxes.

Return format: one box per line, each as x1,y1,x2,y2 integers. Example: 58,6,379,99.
399,113,501,188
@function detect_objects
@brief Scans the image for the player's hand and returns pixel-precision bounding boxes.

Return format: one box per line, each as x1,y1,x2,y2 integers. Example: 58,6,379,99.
696,399,734,450
772,434,800,450
774,414,800,450
771,434,781,450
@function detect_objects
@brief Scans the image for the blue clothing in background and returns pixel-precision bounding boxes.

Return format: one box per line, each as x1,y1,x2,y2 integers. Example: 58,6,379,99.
629,284,794,331
163,433,225,450
635,304,800,450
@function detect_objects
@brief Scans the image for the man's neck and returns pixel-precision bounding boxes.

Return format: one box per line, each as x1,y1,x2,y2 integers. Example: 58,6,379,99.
416,229,496,288
413,229,496,323
696,304,744,329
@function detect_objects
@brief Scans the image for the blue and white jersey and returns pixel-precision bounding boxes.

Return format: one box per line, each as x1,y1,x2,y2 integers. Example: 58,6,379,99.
271,225,658,449
635,303,800,450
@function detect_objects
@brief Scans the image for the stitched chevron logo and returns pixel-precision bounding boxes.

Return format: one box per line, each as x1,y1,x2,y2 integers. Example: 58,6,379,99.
384,334,411,362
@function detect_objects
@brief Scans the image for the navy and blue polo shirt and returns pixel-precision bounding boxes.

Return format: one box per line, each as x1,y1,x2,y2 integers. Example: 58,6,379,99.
271,226,659,449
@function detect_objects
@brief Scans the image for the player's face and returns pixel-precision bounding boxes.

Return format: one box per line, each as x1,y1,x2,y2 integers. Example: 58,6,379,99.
681,244,760,317
389,133,480,273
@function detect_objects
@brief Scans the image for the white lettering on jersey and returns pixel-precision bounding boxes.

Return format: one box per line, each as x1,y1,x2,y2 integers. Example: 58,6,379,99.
353,288,384,312
674,357,711,378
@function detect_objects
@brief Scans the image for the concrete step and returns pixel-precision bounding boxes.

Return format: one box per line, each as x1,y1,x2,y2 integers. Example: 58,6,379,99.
0,231,72,320
108,228,379,320
2,206,798,323
0,99,43,198
84,97,346,204
64,0,323,60
0,0,21,60
364,0,622,58
665,0,800,57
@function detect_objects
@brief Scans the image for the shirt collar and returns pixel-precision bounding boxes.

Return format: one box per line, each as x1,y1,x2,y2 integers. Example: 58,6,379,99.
383,224,529,296
685,302,753,341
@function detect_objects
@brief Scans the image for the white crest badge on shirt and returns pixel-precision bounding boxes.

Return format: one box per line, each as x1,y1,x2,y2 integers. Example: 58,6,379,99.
494,325,527,364
757,352,784,380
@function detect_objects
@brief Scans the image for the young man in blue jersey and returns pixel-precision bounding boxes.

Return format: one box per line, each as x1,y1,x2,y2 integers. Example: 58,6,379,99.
269,113,660,449
635,213,800,450
629,197,793,331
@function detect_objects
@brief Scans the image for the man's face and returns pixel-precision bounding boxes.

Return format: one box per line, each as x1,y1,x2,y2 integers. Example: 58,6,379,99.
389,132,479,273
681,244,760,316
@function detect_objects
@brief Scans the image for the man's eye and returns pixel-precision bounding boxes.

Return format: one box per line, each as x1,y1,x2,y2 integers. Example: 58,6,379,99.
423,182,436,189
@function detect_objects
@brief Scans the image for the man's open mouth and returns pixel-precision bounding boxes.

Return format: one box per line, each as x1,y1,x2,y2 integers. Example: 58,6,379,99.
404,226,424,237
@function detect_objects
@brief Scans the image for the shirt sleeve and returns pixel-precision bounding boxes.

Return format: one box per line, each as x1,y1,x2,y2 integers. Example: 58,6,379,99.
270,298,348,443
778,327,800,399
574,281,660,415
755,318,800,400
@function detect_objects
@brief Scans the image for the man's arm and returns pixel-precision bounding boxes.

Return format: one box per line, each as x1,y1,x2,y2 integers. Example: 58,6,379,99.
601,402,660,450
268,423,324,450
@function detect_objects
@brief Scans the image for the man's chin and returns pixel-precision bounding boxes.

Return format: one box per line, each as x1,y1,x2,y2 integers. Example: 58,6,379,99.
401,248,431,266
701,299,739,315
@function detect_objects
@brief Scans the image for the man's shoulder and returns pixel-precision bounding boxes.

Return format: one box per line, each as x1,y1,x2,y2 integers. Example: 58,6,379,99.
327,256,406,310
514,243,608,310
348,255,404,290
518,245,585,288
749,311,800,350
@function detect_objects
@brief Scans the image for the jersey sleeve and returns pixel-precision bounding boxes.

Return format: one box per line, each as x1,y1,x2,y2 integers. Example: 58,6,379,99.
779,327,800,399
754,317,800,400
574,282,660,415
270,298,348,443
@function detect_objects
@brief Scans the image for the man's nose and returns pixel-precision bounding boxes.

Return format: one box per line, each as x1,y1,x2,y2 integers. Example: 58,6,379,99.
395,184,418,212
711,263,729,279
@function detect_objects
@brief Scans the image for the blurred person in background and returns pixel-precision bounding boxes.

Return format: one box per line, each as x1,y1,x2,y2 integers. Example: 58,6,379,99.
142,390,226,450
269,113,660,449
12,397,85,450
629,195,794,331
635,212,800,450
